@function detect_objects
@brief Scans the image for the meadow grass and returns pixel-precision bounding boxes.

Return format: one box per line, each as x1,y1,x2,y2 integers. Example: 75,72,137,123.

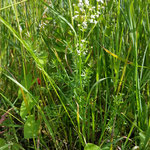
0,0,150,149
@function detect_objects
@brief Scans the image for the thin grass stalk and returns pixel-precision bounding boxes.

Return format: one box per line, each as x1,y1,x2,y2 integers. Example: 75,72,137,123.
117,44,132,95
0,0,27,11
122,123,135,149
114,0,121,92
76,102,82,149
68,0,74,27
38,106,59,150
11,0,28,96
42,72,69,147
98,27,110,145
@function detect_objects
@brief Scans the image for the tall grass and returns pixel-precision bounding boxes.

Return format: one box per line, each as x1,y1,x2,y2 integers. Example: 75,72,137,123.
0,0,150,149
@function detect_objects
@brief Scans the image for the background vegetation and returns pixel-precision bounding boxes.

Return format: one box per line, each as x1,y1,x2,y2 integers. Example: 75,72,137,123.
0,0,150,149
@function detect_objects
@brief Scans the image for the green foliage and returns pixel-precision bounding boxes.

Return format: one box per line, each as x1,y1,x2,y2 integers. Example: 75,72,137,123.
0,138,8,150
20,94,37,119
0,0,150,149
0,138,23,150
24,115,40,139
84,143,101,150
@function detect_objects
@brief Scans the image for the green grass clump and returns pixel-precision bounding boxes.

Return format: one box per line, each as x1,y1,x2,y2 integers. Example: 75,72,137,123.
0,0,150,149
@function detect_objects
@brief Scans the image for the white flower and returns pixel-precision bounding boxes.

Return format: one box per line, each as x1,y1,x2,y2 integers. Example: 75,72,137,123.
95,14,99,17
80,43,83,48
84,50,88,55
43,22,47,26
77,49,81,55
82,21,87,29
81,72,85,77
25,31,30,37
83,51,86,55
80,8,84,12
94,20,98,24
81,39,85,43
85,0,89,6
89,19,94,23
97,0,103,3
97,11,101,14
91,15,95,19
19,26,22,32
78,2,83,7
75,11,79,14
73,15,79,19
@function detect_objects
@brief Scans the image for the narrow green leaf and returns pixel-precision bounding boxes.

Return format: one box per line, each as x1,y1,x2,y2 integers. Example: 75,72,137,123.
41,0,77,38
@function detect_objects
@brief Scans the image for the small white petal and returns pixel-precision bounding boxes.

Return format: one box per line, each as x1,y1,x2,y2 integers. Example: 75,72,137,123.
75,11,79,14
89,19,94,23
78,2,83,7
81,39,85,43
91,15,95,19
94,20,98,24
85,0,89,5
97,0,103,3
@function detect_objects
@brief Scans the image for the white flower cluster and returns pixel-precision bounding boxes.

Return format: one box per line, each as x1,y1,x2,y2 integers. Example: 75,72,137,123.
39,22,47,29
76,39,88,56
73,0,104,31
73,0,104,57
